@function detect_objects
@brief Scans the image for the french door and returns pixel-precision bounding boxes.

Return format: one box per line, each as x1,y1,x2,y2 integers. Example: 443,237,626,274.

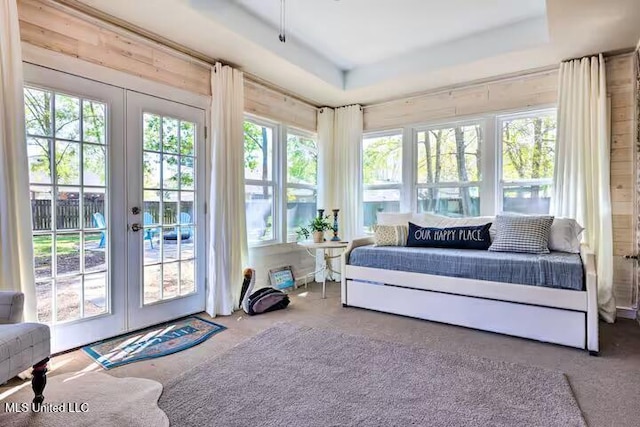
24,65,206,352
125,92,206,330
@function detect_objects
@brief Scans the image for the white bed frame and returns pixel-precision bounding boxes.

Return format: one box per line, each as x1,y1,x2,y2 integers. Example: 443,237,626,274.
340,237,599,354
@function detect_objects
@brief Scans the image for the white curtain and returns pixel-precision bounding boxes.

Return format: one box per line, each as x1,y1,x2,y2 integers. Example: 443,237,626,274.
0,0,37,322
317,107,335,211
552,54,616,322
333,105,363,241
207,62,248,316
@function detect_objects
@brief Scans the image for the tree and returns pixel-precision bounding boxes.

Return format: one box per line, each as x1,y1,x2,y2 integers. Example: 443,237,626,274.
502,116,556,200
25,89,107,186
454,127,471,215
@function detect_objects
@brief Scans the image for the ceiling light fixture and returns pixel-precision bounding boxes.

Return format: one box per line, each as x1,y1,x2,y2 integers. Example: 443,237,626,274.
278,0,286,43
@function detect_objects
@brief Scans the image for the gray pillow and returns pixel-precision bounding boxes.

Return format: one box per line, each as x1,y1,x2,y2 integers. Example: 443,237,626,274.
488,215,554,254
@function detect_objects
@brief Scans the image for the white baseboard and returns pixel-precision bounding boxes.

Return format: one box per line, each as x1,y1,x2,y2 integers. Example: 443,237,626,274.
616,307,638,320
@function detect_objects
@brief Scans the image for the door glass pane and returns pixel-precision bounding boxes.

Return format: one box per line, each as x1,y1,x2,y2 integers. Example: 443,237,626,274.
142,113,198,304
180,260,195,295
144,265,161,304
25,88,52,137
84,272,107,317
417,187,480,217
36,281,52,323
82,100,106,144
27,138,52,184
25,87,109,324
33,234,52,279
54,94,80,141
56,276,81,322
56,232,81,275
163,263,179,299
245,185,274,244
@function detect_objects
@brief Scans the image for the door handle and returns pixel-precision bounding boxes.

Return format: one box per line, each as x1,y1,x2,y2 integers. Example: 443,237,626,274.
130,223,143,232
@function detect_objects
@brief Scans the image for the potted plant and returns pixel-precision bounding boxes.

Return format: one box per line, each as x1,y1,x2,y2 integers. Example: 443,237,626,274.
296,215,334,243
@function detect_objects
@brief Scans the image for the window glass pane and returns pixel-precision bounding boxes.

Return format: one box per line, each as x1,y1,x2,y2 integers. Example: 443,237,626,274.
143,113,161,151
287,133,317,185
24,88,53,137
286,188,317,242
416,125,482,184
363,188,401,233
244,121,273,181
245,185,274,244
82,100,106,144
363,134,402,185
501,114,556,181
503,184,552,214
27,138,52,184
417,187,480,217
54,94,81,141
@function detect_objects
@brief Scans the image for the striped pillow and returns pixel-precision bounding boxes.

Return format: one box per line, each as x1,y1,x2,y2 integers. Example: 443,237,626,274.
373,224,408,247
488,215,554,254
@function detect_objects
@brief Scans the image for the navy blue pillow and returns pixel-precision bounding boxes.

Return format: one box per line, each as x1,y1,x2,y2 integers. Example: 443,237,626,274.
407,222,492,250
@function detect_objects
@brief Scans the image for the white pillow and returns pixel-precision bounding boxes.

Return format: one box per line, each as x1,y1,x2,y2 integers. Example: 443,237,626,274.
377,212,413,226
548,218,584,253
411,213,497,240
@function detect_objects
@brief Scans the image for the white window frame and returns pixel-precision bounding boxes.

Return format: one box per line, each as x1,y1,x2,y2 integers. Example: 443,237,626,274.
496,108,557,214
361,129,404,230
244,114,318,247
244,115,280,247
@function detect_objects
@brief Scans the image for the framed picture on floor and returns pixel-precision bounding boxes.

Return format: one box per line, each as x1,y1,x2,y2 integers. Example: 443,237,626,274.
268,266,295,290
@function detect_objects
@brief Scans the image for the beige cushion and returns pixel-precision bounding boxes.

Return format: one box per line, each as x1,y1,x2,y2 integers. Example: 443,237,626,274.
373,224,408,246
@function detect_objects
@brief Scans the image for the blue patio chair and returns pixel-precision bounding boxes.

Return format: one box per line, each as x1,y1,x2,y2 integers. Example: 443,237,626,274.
144,212,159,248
164,212,193,241
92,212,106,249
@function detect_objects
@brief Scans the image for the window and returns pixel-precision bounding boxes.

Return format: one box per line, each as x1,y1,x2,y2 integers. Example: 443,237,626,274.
244,120,276,245
361,108,557,224
416,122,482,217
362,132,403,232
243,117,317,246
286,131,318,242
499,110,557,214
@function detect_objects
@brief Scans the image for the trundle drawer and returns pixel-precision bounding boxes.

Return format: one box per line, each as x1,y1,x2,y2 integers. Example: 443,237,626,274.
345,280,586,349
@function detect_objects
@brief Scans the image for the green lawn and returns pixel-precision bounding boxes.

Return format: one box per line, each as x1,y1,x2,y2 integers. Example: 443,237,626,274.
33,234,102,258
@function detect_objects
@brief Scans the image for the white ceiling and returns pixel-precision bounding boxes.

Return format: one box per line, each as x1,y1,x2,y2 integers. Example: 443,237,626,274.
76,0,640,107
234,0,547,70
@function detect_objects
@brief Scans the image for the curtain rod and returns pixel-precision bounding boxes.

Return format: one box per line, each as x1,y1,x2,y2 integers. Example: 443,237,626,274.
50,0,320,110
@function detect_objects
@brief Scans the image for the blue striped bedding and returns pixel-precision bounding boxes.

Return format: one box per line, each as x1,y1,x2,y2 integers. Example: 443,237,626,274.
348,246,584,291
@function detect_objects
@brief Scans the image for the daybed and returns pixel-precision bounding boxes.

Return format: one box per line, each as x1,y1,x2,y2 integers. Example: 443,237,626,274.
340,236,599,354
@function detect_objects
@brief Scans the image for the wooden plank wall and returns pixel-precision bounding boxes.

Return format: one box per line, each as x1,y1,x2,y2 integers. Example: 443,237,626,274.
17,0,318,131
363,55,637,310
363,70,558,131
607,55,636,310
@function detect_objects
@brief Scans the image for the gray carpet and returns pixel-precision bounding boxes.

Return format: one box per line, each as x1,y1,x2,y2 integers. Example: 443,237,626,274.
159,323,586,426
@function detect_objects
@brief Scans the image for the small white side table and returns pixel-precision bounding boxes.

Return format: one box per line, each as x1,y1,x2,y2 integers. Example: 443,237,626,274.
297,241,349,299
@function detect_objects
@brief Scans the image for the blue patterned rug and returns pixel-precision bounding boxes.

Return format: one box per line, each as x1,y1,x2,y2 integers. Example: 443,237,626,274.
82,316,226,369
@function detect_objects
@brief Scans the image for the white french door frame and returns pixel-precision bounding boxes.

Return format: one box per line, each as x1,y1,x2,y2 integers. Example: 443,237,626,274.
125,91,206,331
23,63,128,352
